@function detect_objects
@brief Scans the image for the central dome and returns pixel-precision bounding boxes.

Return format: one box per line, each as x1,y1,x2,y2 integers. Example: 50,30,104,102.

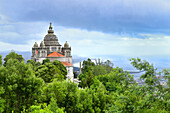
44,23,60,46
44,34,58,41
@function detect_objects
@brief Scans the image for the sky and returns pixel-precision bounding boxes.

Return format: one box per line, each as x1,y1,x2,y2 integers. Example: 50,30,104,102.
1,0,170,57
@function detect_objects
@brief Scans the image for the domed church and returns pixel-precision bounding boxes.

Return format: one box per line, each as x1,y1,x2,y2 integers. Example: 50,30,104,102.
31,23,74,81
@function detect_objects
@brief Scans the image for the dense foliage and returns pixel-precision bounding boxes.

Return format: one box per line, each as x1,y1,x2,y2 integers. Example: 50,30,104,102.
0,52,169,113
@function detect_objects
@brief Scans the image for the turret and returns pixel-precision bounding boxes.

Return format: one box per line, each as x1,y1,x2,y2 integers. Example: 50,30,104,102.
32,42,39,58
40,41,45,48
62,41,71,57
33,42,38,48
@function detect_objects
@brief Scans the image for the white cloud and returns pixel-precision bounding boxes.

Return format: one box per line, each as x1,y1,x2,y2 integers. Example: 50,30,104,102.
0,21,170,57
55,28,170,57
0,41,31,52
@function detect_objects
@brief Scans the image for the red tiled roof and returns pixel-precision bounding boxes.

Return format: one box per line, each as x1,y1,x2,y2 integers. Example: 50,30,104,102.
47,52,65,57
61,62,72,66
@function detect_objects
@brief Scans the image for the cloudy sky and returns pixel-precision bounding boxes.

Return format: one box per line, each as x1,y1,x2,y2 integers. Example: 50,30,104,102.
0,0,170,57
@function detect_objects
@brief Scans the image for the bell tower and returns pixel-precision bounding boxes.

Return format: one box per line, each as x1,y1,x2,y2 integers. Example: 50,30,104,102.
62,41,72,63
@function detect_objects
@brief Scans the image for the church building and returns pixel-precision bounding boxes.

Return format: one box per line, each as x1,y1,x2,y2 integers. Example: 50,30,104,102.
31,23,74,81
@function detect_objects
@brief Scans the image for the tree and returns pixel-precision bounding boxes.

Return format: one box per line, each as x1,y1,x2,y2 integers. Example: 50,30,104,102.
27,59,36,70
103,60,114,73
129,58,169,112
0,59,44,112
95,58,103,66
27,59,35,66
75,88,94,113
53,60,67,79
0,86,5,113
161,68,170,111
82,58,95,73
42,80,78,113
42,58,50,65
97,67,134,92
3,51,24,66
0,55,169,112
78,68,94,88
90,79,108,113
35,62,64,83
73,72,78,78
25,98,65,113
95,59,113,74
92,65,107,76
130,58,158,85
0,55,2,66
35,61,41,67
162,68,170,88
130,58,162,93
82,58,113,77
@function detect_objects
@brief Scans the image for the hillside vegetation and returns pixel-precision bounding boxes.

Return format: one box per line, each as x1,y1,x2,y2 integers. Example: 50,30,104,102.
0,51,169,113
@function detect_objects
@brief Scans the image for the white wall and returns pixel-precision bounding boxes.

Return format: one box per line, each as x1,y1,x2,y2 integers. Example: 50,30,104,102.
48,57,72,63
36,58,46,63
66,66,74,81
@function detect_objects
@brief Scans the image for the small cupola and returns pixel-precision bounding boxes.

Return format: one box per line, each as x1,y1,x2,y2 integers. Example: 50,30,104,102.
33,42,38,48
64,41,69,48
40,41,45,48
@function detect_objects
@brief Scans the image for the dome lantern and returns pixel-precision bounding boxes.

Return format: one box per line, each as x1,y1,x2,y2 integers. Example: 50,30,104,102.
48,22,54,34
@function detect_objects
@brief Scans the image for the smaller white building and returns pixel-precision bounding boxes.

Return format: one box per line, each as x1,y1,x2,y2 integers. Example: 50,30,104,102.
31,23,74,81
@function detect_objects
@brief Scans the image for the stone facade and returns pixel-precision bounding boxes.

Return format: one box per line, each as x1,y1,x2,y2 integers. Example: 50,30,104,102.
31,23,74,81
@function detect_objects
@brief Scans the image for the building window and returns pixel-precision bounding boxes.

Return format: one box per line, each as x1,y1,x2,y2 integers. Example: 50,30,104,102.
67,51,70,56
47,47,50,50
41,51,46,57
52,47,56,51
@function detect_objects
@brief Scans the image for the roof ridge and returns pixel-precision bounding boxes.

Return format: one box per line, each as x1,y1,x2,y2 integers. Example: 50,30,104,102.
61,62,72,66
47,51,65,57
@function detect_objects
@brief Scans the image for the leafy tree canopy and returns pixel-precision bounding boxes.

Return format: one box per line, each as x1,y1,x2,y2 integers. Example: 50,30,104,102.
3,51,24,66
35,62,64,83
0,55,2,66
53,60,67,79
0,53,169,112
0,59,44,112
